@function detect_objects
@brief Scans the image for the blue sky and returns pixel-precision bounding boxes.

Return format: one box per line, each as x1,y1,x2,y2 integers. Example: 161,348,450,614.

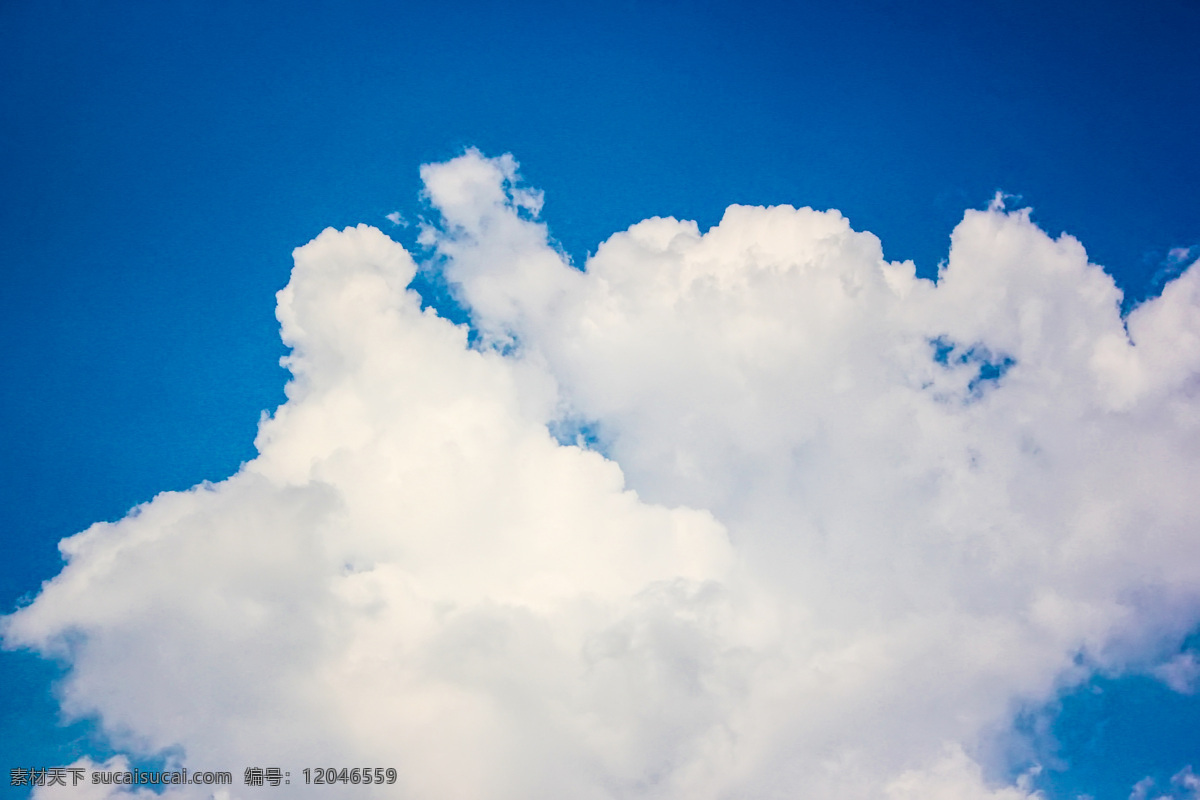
2,1,1199,798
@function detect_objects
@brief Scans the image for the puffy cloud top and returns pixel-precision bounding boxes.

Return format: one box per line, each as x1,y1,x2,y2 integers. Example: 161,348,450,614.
8,150,1200,799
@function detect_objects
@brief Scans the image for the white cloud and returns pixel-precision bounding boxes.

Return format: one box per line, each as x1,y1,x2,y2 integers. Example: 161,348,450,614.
1152,651,1200,694
1130,776,1157,800
1127,767,1200,800
1174,766,1200,798
1147,245,1199,293
886,745,1043,800
1167,247,1195,265
5,149,1200,799
30,756,185,800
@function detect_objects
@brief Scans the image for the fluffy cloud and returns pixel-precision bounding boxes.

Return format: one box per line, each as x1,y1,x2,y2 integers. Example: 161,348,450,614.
5,150,1200,799
1128,766,1200,800
30,757,187,800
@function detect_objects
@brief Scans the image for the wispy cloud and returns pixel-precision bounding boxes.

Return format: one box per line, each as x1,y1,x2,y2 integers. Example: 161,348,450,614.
1152,651,1200,694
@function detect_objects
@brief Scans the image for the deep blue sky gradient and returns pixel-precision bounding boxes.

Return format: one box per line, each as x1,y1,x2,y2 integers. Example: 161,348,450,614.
2,1,1198,796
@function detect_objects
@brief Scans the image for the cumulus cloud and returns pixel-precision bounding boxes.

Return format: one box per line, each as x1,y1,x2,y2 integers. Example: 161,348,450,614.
1128,766,1200,800
30,756,185,800
5,149,1200,799
1176,767,1200,798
